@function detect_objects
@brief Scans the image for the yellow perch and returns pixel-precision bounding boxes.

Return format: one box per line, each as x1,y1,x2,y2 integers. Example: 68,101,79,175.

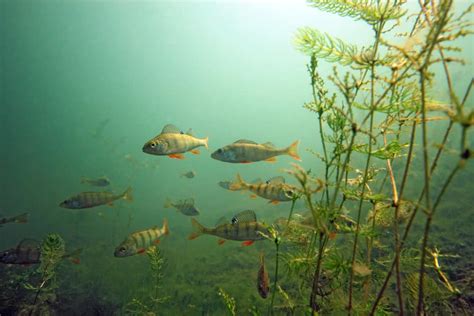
60,187,133,209
142,124,208,159
211,139,300,163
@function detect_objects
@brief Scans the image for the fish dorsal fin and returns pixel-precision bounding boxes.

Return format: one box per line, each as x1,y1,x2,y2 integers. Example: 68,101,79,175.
161,124,181,134
215,216,228,226
185,128,194,136
17,239,40,250
251,178,263,184
234,139,258,145
231,210,257,224
262,142,275,148
266,176,285,184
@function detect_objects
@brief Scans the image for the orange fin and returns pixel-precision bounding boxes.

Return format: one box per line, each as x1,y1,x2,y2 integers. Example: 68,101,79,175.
265,157,277,163
269,200,280,205
190,149,200,155
217,239,226,245
137,248,146,254
250,194,257,199
168,154,185,160
154,239,161,245
240,161,252,164
328,232,337,240
242,240,254,246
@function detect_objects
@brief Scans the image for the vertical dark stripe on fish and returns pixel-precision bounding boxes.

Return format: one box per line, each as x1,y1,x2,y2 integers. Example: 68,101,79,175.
132,235,140,248
235,222,239,239
246,222,250,238
139,232,147,248
146,230,153,245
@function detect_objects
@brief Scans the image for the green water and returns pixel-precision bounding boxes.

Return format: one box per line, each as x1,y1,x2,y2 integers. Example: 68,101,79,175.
1,1,473,315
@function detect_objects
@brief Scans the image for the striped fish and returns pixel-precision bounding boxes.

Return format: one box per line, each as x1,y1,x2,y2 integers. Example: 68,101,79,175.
59,187,133,209
0,239,81,265
114,219,169,257
142,124,208,159
0,239,41,264
211,139,301,163
0,212,28,227
229,174,297,205
164,198,200,216
188,210,269,246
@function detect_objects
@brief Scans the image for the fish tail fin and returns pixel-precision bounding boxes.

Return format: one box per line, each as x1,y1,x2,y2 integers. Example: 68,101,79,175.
162,218,170,236
164,198,172,208
286,140,301,161
188,218,205,240
122,187,133,201
229,173,245,191
203,137,209,149
14,213,28,223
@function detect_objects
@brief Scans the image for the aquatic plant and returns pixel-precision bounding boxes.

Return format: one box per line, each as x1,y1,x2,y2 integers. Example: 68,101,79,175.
21,234,66,315
284,0,473,314
217,287,237,316
125,246,169,315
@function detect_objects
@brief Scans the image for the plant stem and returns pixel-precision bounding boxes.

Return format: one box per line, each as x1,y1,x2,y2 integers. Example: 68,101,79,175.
269,238,280,316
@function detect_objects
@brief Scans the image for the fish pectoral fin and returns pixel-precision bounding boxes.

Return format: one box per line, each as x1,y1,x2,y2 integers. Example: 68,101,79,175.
190,149,200,155
249,194,257,199
265,157,277,163
137,248,146,254
217,239,226,245
154,239,161,245
242,240,255,246
168,154,185,159
107,202,114,207
269,200,280,205
240,161,252,164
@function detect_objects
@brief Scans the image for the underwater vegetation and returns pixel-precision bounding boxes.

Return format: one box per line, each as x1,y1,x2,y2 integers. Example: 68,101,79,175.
1,0,472,315
280,0,473,314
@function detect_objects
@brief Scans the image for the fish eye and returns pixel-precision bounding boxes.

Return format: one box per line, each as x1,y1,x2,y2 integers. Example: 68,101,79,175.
286,190,294,196
217,148,223,153
150,142,156,148
120,247,126,252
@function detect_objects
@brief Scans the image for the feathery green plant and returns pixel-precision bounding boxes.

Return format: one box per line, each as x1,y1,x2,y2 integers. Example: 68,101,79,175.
286,0,472,315
217,287,237,316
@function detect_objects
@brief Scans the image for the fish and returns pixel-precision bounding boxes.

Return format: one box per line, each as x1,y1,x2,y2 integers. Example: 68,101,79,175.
0,212,28,227
181,170,196,178
80,176,111,187
228,174,297,204
257,253,270,298
211,139,301,163
59,187,133,209
142,124,209,159
114,218,169,257
164,198,200,216
0,239,82,265
188,210,269,246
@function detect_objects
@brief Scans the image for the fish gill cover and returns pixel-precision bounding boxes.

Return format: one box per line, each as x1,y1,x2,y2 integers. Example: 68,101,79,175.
0,0,473,315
